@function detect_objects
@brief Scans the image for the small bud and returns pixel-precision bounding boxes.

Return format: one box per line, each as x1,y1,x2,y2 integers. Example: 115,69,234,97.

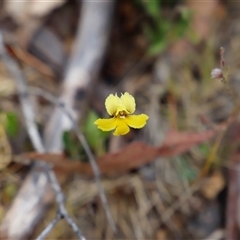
211,68,223,79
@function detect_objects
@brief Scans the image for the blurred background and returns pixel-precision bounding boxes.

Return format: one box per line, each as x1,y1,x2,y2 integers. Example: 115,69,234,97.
0,0,240,239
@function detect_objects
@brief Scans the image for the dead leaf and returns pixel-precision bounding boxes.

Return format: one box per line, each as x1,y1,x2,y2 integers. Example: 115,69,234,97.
6,45,55,78
201,170,225,199
20,129,218,177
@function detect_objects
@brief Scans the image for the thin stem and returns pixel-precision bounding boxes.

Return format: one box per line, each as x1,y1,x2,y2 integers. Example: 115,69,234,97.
35,213,62,240
44,164,86,240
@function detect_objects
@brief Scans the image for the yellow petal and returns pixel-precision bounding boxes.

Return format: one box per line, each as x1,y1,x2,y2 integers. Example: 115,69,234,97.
113,119,130,136
120,92,136,114
105,94,120,116
125,114,149,129
94,118,117,131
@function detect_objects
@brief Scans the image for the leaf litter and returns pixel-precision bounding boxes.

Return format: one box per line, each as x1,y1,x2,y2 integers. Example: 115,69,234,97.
1,0,240,239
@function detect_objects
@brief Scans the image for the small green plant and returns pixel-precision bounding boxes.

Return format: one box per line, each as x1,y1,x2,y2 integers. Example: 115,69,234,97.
0,112,19,137
137,0,191,55
63,131,82,160
84,110,109,155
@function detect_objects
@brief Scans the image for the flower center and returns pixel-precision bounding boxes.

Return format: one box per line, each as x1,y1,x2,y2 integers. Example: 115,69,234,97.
118,110,127,119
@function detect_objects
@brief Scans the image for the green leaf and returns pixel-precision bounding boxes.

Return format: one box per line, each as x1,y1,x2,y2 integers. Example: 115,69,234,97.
5,112,19,137
137,0,190,56
198,143,211,157
63,131,80,160
141,0,161,19
148,40,167,55
84,111,108,155
63,131,72,152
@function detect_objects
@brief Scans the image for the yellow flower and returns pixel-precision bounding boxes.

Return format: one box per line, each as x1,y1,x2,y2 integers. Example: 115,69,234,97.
94,92,149,136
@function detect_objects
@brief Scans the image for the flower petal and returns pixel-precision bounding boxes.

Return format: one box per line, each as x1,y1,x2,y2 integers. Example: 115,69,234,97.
113,119,130,136
94,118,117,131
125,114,149,129
120,92,136,114
105,94,120,116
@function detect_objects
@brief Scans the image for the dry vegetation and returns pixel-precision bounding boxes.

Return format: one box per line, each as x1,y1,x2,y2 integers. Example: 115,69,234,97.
0,0,240,239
